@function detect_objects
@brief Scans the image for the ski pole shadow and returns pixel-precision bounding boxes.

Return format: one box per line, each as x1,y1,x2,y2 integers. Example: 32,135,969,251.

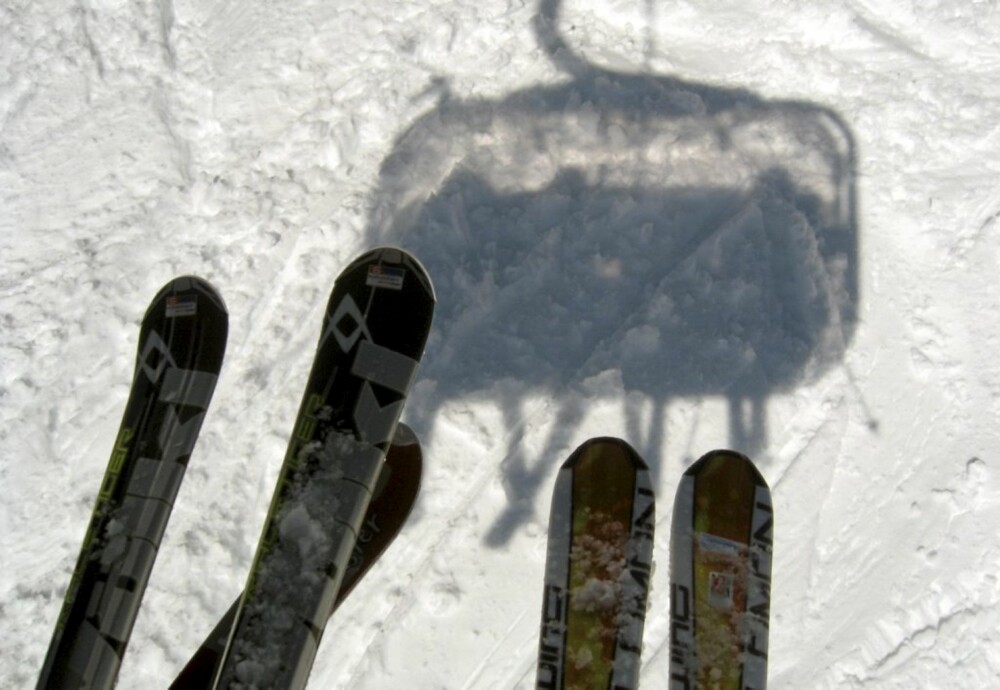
366,0,858,547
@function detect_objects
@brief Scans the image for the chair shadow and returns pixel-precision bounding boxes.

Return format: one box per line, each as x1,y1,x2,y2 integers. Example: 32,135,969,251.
366,0,858,546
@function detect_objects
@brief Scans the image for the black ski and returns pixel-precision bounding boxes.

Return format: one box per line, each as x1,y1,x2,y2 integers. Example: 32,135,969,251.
211,247,435,690
37,276,228,690
536,437,655,690
169,423,423,689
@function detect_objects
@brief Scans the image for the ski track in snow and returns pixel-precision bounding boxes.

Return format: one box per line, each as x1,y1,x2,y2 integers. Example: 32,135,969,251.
3,0,1000,688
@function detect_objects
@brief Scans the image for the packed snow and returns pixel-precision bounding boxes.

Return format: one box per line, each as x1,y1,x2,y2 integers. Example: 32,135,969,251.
3,0,1000,687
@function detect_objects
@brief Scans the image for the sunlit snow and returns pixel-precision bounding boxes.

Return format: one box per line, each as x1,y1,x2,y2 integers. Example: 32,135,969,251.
3,0,999,688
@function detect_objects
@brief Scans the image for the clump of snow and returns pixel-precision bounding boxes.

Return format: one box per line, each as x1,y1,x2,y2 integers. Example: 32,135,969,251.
218,428,382,687
572,577,619,614
98,518,128,565
277,503,327,563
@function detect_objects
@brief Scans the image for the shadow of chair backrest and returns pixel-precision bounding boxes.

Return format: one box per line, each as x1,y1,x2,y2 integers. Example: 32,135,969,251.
366,0,857,544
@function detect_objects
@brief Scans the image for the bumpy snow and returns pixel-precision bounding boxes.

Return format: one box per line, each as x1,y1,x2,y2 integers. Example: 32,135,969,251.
3,0,999,688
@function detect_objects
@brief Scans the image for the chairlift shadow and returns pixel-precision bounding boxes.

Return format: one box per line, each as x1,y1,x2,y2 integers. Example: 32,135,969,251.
366,0,858,546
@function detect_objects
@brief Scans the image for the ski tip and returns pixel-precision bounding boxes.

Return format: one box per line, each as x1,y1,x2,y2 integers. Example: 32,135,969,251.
683,449,768,489
392,422,419,447
341,246,436,302
561,436,649,472
148,275,229,318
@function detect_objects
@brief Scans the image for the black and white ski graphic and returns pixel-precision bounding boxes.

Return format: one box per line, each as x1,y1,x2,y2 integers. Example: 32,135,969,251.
211,247,435,690
37,276,228,690
537,437,655,690
669,450,773,690
170,423,423,689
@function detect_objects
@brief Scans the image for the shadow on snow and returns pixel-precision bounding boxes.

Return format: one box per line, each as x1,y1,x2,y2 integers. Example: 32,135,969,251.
366,0,858,546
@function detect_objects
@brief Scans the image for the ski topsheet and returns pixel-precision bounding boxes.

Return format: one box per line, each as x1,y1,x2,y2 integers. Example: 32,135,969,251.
170,423,423,689
37,276,228,690
212,247,435,690
536,437,655,690
669,450,773,689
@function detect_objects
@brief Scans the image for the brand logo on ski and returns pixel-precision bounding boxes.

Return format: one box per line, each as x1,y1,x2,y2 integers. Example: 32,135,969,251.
537,583,567,689
320,292,421,447
140,330,177,384
745,491,773,673
324,294,373,353
165,294,198,318
669,583,693,687
366,264,405,289
350,514,383,569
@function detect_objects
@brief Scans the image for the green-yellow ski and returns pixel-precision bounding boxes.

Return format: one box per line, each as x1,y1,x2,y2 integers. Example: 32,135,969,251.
536,437,655,690
669,450,773,689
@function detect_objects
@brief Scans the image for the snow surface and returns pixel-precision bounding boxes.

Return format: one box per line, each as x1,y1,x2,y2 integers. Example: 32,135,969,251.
3,0,1000,687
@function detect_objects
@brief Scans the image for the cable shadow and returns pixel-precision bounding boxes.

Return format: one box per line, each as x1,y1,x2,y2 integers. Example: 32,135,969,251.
366,0,858,547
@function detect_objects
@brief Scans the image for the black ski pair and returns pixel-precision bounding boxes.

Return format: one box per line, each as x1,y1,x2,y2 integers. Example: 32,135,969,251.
37,247,435,690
